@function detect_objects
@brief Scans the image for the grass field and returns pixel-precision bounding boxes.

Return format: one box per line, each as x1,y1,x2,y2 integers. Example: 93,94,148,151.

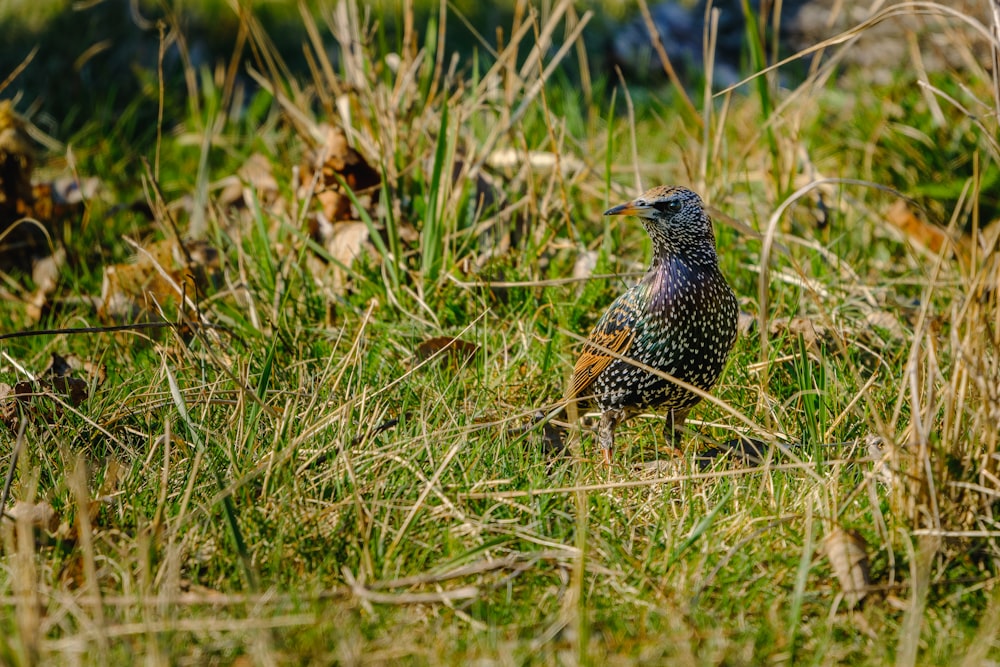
2,1,1000,664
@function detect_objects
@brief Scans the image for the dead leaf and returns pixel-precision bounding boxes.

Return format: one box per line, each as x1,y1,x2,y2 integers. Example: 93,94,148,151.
217,152,281,211
769,316,829,353
30,176,103,221
737,311,756,336
300,125,380,222
0,101,50,270
7,501,58,533
99,238,182,320
44,352,107,390
885,199,961,258
22,246,66,322
822,526,871,608
48,374,89,408
0,382,17,431
0,353,106,432
36,352,94,412
306,217,373,295
0,100,35,218
414,336,480,364
864,310,906,341
98,238,220,322
328,221,370,293
2,380,42,431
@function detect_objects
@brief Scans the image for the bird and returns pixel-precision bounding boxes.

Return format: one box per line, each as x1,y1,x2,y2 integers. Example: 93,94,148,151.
566,185,739,465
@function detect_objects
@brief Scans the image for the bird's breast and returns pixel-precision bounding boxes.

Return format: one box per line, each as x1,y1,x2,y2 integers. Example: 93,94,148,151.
632,262,737,362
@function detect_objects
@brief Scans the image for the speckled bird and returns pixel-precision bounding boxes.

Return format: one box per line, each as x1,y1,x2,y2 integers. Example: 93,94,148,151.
567,186,739,464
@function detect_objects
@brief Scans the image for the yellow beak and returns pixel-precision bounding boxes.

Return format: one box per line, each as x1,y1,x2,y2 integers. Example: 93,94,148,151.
604,201,653,217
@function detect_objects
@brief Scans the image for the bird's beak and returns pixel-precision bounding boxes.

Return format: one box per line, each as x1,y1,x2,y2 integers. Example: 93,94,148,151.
604,200,652,217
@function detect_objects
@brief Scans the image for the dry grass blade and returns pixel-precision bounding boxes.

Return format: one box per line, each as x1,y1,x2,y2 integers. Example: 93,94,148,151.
959,577,1000,667
343,567,478,605
0,46,37,95
897,535,940,667
460,460,854,501
368,551,568,590
42,614,317,649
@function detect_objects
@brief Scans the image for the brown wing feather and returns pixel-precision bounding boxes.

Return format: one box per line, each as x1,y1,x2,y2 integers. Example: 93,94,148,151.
567,325,635,401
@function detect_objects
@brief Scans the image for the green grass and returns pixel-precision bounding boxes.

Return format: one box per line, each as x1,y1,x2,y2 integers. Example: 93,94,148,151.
2,0,1000,664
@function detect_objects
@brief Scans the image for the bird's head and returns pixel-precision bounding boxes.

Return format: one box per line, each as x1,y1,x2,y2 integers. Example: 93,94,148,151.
604,185,718,265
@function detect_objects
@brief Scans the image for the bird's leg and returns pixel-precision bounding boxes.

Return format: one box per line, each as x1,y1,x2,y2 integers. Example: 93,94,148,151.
597,409,624,465
664,407,692,453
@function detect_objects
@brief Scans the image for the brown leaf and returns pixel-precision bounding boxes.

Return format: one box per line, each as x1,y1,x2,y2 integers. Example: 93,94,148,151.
769,316,829,352
98,238,220,322
0,382,17,431
0,354,106,432
885,199,961,258
300,125,380,222
30,176,102,221
864,310,906,341
3,380,42,430
0,100,35,216
25,246,66,323
217,152,281,210
0,102,49,270
99,238,182,320
42,352,105,406
822,527,871,608
7,500,59,533
414,336,480,364
12,380,33,403
306,217,372,295
50,375,88,407
328,221,370,293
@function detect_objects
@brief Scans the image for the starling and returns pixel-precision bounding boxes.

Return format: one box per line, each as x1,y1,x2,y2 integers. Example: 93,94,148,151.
567,186,739,464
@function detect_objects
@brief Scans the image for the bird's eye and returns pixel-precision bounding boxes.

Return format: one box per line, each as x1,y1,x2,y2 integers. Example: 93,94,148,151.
654,199,683,214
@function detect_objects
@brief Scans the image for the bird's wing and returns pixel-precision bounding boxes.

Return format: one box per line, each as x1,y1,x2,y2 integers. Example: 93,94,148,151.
566,294,641,401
